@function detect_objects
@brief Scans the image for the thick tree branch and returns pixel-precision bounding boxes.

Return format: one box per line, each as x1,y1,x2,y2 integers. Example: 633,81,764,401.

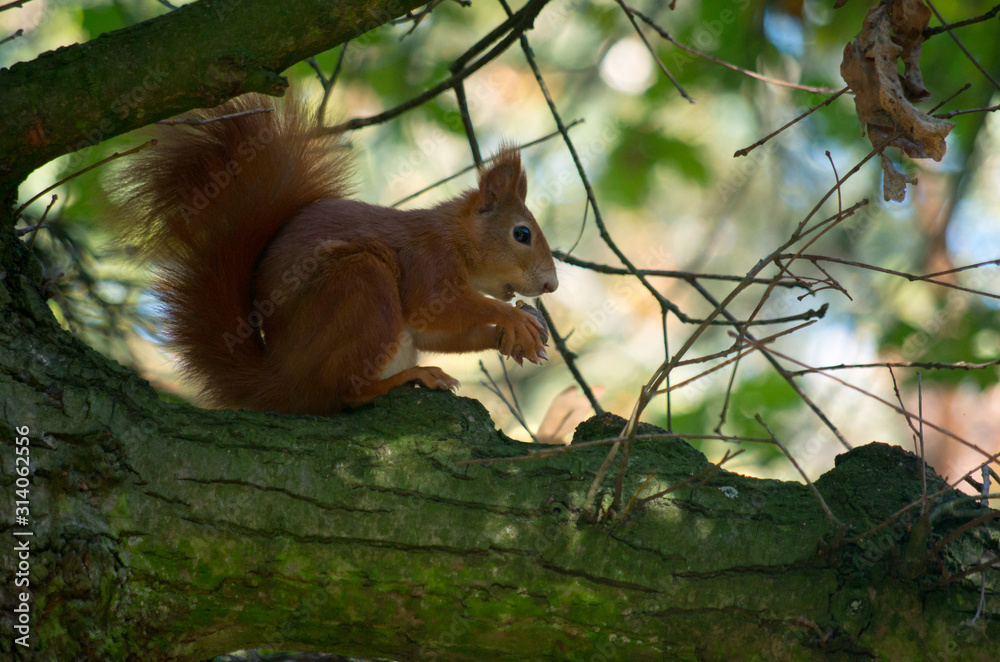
0,0,432,194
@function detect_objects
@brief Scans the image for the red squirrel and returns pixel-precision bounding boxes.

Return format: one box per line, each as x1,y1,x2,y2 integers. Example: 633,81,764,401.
111,93,559,415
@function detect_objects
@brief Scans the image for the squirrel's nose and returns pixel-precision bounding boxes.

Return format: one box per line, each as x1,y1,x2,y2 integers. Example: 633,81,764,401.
542,274,558,294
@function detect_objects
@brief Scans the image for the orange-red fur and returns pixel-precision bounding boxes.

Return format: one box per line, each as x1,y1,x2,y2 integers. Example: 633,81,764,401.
111,93,558,415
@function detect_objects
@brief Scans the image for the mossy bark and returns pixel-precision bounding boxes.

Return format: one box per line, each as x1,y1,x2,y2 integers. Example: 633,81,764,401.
1,266,998,660
0,0,431,188
1,1,998,659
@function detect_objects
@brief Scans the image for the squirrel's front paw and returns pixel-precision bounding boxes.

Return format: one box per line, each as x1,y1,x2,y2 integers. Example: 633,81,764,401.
497,303,549,365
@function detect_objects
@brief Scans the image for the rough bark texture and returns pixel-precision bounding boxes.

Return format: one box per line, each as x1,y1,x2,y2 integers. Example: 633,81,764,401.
1,1,998,660
1,306,998,661
0,0,429,188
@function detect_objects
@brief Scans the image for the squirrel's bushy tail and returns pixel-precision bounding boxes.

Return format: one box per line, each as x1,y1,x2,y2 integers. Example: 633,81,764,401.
110,93,351,408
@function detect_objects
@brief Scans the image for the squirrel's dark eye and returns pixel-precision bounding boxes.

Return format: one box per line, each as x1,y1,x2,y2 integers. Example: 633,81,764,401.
513,226,531,245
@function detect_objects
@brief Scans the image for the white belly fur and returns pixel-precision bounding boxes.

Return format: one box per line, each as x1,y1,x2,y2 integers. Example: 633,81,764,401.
379,328,419,379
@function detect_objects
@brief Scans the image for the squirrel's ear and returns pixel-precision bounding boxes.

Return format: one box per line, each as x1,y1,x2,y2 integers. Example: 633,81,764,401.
479,148,528,207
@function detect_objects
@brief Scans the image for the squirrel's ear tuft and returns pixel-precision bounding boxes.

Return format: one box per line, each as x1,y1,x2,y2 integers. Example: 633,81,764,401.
479,145,527,206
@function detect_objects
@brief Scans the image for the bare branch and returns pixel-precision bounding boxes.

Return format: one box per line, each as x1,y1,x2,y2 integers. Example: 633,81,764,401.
0,0,32,14
788,358,1000,377
332,0,549,132
156,108,274,126
622,3,841,94
925,0,1000,92
14,139,158,222
538,302,604,416
923,3,1000,38
738,336,993,462
392,120,584,207
734,87,850,158
615,0,694,103
756,414,842,526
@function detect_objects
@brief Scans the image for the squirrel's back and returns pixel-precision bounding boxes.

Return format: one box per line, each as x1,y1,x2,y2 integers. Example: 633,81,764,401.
110,93,351,408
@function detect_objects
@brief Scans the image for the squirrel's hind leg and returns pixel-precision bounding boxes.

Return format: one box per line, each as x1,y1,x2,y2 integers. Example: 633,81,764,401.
343,365,460,409
260,240,456,413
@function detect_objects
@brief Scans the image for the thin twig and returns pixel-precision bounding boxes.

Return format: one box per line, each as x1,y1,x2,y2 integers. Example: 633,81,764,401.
671,319,816,371
538,301,604,416
332,0,549,132
585,434,624,520
563,198,590,258
553,251,810,289
0,0,32,14
923,3,1000,38
453,80,482,167
391,119,584,207
739,336,993,461
927,83,971,114
615,0,694,103
925,0,1000,92
636,449,745,507
25,195,58,251
949,449,1000,491
781,253,1000,301
392,0,455,38
734,87,849,158
499,356,536,442
921,257,1000,280
455,432,774,466
887,366,921,447
313,43,348,126
156,108,274,126
478,360,538,442
0,28,23,46
940,555,1000,588
788,358,1000,376
14,223,49,237
756,414,842,526
14,139,158,222
619,472,657,520
623,3,840,94
932,511,1000,554
934,102,1000,120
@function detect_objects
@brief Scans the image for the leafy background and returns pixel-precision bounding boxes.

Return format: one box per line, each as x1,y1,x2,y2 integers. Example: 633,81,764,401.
4,0,999,488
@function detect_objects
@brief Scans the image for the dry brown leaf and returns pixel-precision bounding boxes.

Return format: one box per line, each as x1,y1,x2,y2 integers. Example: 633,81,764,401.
840,0,954,199
891,0,932,100
880,154,918,202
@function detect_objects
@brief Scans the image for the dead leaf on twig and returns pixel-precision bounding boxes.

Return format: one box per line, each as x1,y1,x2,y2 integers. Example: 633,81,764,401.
840,0,954,200
891,0,931,100
880,154,918,202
